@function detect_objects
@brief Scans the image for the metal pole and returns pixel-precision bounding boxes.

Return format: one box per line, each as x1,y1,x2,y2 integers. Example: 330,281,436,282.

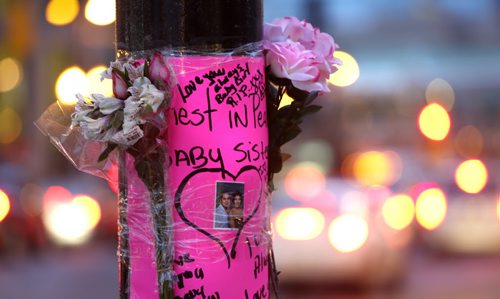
114,1,263,298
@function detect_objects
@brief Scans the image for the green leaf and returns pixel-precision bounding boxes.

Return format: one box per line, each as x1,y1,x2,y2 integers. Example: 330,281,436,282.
113,68,130,86
300,105,322,116
111,111,124,129
98,143,118,162
144,59,150,78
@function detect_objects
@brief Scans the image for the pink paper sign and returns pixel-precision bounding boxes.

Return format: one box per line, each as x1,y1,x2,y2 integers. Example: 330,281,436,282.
128,55,269,299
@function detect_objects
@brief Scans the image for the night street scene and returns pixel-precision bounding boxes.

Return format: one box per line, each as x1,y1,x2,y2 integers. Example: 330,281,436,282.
2,1,500,298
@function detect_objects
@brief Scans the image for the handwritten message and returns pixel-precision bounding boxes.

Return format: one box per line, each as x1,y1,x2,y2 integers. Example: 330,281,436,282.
161,56,269,299
124,56,269,299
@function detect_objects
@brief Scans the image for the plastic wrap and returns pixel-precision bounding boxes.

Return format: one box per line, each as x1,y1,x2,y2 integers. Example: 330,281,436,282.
37,45,272,299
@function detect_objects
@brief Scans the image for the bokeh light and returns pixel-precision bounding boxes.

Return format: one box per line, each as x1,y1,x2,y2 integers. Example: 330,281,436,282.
425,78,455,111
43,185,73,209
284,162,326,201
382,194,414,230
328,51,359,87
352,150,402,187
455,159,488,194
340,191,367,216
72,195,102,230
106,164,119,194
87,65,113,96
0,57,22,93
0,189,11,223
0,108,22,144
497,196,500,222
43,194,101,245
328,214,369,253
85,0,116,26
415,188,447,231
45,0,80,26
418,103,451,141
279,93,294,109
55,66,89,105
454,125,483,159
275,208,325,240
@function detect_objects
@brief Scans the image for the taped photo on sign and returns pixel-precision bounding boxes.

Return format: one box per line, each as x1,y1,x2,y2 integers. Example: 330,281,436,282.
214,181,245,229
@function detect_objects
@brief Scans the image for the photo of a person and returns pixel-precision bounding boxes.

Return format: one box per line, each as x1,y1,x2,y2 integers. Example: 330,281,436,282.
214,192,232,228
228,191,244,228
214,181,245,229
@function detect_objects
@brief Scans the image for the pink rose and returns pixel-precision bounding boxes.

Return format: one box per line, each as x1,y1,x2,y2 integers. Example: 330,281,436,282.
265,41,330,93
149,52,171,88
263,17,341,92
112,70,128,99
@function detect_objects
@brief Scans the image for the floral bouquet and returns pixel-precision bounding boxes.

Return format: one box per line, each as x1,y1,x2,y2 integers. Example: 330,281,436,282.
264,16,342,189
37,15,340,299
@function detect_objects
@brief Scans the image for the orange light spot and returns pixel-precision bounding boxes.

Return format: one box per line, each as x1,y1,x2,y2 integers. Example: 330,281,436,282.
415,188,447,230
455,159,488,194
284,162,326,201
418,103,451,141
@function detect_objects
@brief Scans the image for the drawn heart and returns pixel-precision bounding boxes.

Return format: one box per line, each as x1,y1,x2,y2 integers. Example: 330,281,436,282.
174,165,263,268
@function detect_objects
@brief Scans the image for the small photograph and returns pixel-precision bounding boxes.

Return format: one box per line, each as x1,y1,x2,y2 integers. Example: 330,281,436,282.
214,181,245,229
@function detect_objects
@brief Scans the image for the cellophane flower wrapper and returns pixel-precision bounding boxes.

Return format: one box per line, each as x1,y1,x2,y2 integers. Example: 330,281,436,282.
36,43,273,299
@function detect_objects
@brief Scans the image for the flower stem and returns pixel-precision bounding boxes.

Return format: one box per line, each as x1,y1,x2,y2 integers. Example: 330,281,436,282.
132,146,174,299
118,150,131,299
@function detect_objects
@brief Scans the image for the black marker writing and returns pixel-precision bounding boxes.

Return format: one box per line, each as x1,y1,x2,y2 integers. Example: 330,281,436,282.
228,105,248,128
172,89,217,132
177,76,204,103
174,253,195,266
175,146,225,171
250,70,266,128
244,285,268,299
246,237,253,258
177,268,205,289
253,252,269,279
175,285,220,299
203,68,226,86
233,141,266,163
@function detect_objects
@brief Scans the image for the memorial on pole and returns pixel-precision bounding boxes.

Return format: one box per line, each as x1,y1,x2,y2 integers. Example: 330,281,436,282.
37,0,341,298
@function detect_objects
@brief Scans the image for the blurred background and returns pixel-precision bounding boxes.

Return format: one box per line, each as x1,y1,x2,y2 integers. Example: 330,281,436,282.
1,0,500,298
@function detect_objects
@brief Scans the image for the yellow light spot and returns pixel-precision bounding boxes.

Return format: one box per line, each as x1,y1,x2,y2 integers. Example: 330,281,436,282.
0,108,22,144
328,214,368,253
55,66,89,105
0,190,11,223
278,93,294,109
328,51,359,87
352,151,402,186
425,78,455,111
382,194,414,230
85,0,116,26
72,195,101,229
415,188,447,230
418,103,451,141
87,65,113,96
455,159,488,194
497,196,500,222
42,194,101,245
275,208,325,240
0,57,22,93
284,162,326,201
46,0,79,26
454,126,483,158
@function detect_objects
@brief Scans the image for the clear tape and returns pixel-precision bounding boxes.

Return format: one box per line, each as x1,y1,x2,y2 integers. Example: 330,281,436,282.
36,43,276,298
